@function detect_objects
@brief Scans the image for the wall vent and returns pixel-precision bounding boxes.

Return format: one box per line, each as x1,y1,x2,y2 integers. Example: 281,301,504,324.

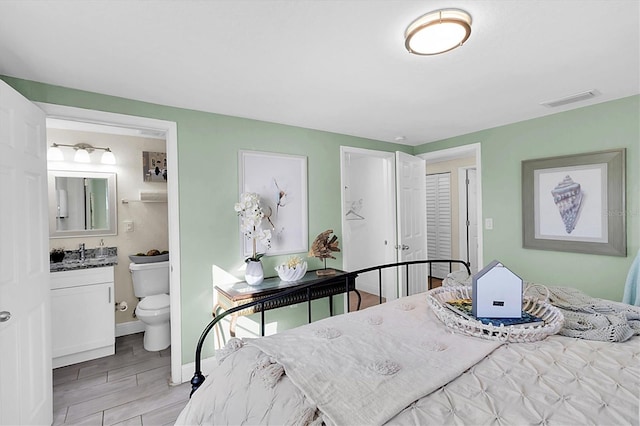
540,90,599,108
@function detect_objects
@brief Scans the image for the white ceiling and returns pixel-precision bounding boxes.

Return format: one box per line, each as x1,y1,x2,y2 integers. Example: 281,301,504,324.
1,1,638,146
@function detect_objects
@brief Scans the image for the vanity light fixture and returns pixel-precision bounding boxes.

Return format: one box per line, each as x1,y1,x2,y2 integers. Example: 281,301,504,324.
47,144,64,161
74,146,91,163
404,9,472,55
48,142,117,165
100,148,116,165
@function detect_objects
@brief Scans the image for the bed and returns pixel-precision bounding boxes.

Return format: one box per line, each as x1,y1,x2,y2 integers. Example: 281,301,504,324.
177,260,640,425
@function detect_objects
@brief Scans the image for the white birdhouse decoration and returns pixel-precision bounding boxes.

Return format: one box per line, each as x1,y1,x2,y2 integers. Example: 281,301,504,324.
472,260,523,318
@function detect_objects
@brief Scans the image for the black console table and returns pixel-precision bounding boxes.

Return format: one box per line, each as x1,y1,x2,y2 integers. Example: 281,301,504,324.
213,270,361,338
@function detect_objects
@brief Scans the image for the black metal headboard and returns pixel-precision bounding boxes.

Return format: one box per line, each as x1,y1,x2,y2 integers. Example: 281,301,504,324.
189,259,470,396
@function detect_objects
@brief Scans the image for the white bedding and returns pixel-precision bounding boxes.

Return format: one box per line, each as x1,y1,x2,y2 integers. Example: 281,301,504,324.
248,295,502,425
177,292,640,425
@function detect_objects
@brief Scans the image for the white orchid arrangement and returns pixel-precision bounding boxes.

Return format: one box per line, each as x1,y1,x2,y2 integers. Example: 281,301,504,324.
234,192,272,262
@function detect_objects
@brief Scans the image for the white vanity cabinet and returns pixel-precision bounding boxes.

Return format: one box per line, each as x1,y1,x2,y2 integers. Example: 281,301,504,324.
51,266,115,368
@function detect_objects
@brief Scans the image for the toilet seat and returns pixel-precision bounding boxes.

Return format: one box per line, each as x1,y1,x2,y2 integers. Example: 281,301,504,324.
137,293,170,311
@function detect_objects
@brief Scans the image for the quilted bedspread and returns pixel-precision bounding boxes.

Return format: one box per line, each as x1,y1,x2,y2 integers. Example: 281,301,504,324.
177,294,640,425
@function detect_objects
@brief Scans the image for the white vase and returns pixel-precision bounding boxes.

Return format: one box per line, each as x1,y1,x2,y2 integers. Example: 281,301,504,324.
245,260,264,286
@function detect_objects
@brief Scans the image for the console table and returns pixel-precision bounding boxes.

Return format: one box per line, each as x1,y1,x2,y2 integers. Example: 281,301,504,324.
213,270,361,339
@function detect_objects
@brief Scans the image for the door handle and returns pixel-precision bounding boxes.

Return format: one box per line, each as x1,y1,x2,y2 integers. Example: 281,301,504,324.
0,311,11,323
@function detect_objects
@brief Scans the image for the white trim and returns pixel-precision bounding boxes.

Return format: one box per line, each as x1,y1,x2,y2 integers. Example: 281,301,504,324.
115,320,146,337
458,168,469,263
458,166,479,273
181,355,218,385
35,103,183,385
418,143,483,269
53,346,114,369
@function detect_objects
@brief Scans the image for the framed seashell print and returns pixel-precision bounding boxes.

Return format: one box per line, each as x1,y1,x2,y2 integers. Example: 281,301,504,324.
522,149,626,256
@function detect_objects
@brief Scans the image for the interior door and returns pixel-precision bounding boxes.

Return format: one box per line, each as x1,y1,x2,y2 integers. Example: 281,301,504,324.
396,151,428,296
0,81,52,425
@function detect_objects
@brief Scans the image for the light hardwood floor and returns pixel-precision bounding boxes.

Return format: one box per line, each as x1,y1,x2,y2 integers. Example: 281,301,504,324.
53,333,190,426
348,278,443,312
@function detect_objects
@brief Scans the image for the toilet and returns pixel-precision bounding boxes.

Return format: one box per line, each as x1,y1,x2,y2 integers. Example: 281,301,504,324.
130,261,171,351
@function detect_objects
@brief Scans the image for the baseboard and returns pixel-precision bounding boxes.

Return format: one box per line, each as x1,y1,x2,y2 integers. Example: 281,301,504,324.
115,320,146,337
180,355,217,385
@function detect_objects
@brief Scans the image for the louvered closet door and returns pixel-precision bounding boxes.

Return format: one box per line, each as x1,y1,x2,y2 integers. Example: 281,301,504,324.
426,173,452,279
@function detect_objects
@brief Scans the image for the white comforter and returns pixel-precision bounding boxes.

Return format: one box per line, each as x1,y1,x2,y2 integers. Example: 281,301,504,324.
177,293,640,425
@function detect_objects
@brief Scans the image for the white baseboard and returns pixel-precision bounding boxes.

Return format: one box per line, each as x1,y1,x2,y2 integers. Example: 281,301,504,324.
180,355,217,385
115,320,146,337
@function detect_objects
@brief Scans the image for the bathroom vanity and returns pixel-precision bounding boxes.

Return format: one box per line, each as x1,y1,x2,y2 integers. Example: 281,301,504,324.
50,265,115,368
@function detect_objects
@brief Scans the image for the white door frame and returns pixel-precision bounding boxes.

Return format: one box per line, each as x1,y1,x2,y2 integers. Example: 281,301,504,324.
418,143,483,271
458,167,478,273
35,103,183,384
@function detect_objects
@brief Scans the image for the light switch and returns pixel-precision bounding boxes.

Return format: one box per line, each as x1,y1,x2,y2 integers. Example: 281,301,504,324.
124,220,134,232
485,218,493,230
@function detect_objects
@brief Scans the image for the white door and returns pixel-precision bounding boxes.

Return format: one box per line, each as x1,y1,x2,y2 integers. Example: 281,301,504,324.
396,151,428,296
0,81,52,425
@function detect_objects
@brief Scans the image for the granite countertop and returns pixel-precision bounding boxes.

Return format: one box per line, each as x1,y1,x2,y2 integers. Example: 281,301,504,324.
50,256,119,272
50,247,118,272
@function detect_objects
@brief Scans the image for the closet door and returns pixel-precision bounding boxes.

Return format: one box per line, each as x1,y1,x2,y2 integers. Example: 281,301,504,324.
426,173,452,279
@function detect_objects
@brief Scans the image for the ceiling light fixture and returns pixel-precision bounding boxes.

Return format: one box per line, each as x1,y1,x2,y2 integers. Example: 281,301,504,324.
48,142,117,165
405,9,472,55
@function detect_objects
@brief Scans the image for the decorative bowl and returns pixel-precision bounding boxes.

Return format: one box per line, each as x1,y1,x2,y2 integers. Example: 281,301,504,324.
275,261,307,282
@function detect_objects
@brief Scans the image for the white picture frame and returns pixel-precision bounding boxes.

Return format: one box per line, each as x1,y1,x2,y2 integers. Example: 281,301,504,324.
239,150,308,257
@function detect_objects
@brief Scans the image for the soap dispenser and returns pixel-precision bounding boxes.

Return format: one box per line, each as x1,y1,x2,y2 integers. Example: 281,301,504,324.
96,239,108,260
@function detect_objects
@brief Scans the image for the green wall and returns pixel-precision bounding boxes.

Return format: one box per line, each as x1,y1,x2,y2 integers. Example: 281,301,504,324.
5,75,638,367
416,95,639,301
1,76,411,364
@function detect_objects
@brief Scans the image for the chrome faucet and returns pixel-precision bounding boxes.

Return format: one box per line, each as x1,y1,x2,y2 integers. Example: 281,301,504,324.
79,243,86,262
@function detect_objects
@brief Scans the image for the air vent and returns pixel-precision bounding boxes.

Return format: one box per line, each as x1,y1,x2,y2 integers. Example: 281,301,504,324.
138,129,166,138
540,90,599,108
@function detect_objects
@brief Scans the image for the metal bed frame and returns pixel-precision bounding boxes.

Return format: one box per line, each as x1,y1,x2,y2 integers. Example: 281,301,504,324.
189,259,471,396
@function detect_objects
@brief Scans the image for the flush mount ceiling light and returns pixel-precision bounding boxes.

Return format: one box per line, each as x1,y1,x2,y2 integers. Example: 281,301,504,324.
48,142,117,165
405,9,472,55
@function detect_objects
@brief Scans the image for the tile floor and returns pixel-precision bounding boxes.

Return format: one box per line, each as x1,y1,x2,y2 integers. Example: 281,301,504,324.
52,281,443,425
53,333,190,426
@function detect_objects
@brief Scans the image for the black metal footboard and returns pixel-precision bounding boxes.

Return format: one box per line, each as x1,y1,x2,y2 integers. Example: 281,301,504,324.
190,259,470,396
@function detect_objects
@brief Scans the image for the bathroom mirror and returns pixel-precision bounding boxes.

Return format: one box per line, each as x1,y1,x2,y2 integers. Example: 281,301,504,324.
48,170,117,238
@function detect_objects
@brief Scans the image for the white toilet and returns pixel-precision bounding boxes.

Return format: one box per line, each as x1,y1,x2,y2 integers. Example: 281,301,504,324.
130,261,171,351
